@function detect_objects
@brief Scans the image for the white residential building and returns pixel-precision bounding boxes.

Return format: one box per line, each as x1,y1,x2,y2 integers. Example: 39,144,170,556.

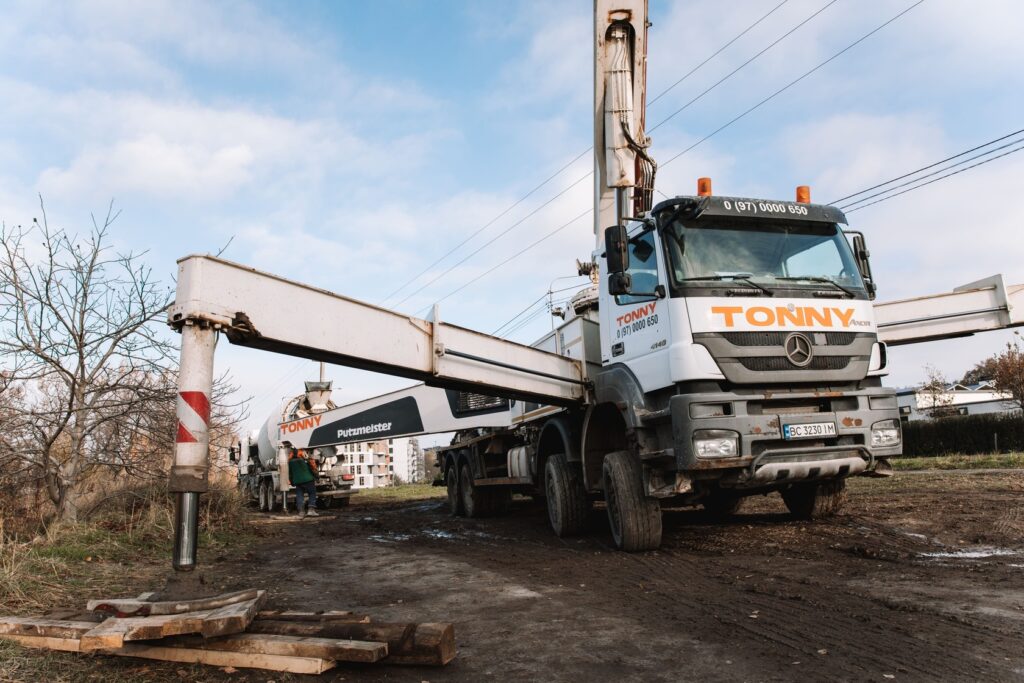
336,437,424,489
896,381,1018,422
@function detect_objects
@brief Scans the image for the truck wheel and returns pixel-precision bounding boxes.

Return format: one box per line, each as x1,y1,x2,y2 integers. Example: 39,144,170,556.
459,462,485,518
268,486,281,513
446,466,463,517
544,454,589,537
258,480,269,512
602,451,662,552
781,479,847,520
703,490,745,518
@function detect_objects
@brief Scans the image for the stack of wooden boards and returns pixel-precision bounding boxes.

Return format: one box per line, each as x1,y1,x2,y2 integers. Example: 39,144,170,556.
0,588,455,674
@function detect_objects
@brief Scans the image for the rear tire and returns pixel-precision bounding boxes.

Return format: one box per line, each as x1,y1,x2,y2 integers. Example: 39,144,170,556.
459,463,483,518
545,454,589,537
602,451,662,552
446,465,462,516
781,479,847,520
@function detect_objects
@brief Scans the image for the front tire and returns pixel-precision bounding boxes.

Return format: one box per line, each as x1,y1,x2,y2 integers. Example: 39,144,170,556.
602,451,662,551
545,454,589,537
781,479,847,520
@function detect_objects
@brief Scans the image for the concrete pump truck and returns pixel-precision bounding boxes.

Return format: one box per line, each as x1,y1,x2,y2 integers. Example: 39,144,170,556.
166,0,1024,571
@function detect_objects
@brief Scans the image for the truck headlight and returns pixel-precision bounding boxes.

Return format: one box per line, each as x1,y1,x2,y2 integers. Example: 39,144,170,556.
693,429,739,458
871,419,901,447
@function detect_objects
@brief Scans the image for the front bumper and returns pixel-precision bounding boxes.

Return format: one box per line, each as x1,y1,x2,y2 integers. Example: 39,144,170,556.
669,386,900,488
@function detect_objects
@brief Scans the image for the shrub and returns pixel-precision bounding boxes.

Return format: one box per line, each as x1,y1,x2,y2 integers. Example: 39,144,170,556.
902,412,1024,456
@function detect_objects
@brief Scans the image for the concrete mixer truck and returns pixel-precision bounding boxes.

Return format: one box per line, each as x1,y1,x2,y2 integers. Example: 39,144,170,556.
231,380,357,512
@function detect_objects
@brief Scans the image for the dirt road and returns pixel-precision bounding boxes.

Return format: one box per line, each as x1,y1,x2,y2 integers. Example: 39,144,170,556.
213,471,1024,682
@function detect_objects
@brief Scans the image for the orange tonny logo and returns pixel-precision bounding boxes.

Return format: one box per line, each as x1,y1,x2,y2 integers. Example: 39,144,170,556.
616,301,657,326
710,305,855,328
280,415,323,435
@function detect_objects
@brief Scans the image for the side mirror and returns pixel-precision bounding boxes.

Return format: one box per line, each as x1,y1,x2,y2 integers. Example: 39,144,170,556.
228,445,238,463
604,225,629,274
847,231,877,300
608,272,633,296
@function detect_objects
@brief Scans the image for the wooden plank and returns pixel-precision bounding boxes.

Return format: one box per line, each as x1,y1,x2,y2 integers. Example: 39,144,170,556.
116,642,337,674
248,620,456,666
256,610,370,623
172,632,386,663
1,634,335,674
1,634,82,652
0,617,96,639
199,594,266,638
88,588,261,617
80,593,266,651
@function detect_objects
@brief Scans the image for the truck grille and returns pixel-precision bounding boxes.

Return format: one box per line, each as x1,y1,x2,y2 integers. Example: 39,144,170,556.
723,332,858,346
738,356,851,372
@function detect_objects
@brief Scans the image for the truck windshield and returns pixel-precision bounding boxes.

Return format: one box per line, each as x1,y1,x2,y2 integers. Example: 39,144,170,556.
662,216,867,297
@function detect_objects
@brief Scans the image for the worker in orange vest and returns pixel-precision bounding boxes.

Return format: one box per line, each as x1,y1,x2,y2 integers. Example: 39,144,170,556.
288,448,319,518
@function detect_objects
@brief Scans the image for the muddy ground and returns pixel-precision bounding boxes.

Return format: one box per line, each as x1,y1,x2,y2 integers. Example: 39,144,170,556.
186,472,1024,680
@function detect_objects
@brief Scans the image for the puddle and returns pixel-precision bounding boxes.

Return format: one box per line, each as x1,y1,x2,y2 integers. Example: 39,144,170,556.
422,529,456,540
368,533,411,543
919,547,1018,560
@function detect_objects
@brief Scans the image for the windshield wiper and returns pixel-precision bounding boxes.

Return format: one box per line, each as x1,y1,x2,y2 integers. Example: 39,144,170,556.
679,274,773,297
774,276,857,298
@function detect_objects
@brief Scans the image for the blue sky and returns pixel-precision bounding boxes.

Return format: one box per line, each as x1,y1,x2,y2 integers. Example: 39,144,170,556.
2,0,1023,442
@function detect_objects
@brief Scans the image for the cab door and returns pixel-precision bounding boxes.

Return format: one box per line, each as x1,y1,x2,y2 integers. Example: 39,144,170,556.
600,229,672,391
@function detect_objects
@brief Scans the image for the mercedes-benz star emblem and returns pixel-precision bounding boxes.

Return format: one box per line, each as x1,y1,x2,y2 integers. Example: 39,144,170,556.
784,333,813,367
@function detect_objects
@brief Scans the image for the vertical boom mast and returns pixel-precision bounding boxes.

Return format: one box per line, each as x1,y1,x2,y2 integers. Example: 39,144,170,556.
594,0,650,246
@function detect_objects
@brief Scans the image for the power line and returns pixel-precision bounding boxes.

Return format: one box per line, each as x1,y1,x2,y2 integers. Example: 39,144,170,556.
391,4,813,312
647,0,790,107
379,147,590,305
393,171,592,308
659,0,925,170
411,3,924,320
648,0,840,135
838,135,1024,211
828,127,1024,205
492,281,590,337
416,208,593,317
842,141,1024,213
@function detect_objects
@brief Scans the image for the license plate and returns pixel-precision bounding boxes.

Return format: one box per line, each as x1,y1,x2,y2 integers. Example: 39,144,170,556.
783,422,837,440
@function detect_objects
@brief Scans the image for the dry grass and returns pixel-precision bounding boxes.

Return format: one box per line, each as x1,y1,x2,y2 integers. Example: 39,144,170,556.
0,485,280,683
350,482,445,504
0,485,255,615
891,452,1024,471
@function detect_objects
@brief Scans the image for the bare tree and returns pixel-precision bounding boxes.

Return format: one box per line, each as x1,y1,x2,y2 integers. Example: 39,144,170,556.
919,364,954,418
989,333,1024,413
0,200,245,522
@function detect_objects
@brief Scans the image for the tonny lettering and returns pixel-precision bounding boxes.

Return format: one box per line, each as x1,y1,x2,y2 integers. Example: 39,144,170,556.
616,302,657,326
710,305,857,329
279,415,323,434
